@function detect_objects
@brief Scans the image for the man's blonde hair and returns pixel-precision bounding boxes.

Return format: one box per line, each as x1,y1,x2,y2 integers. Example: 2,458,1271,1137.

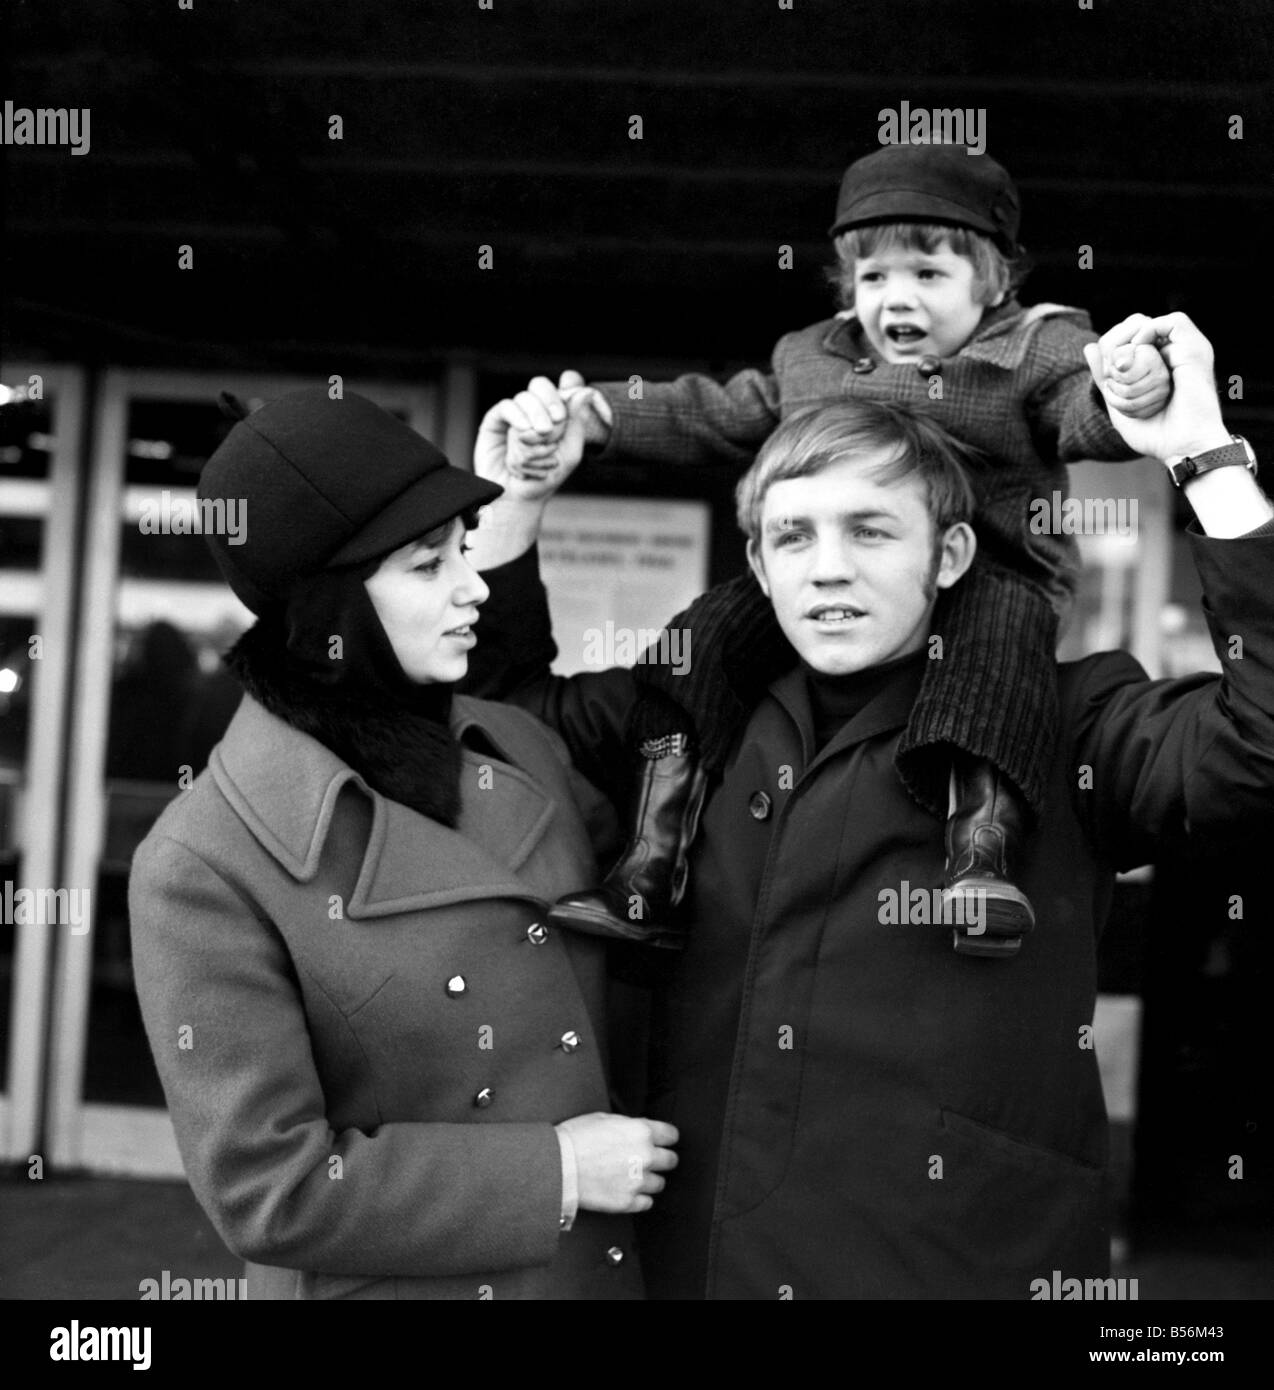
736,401,979,544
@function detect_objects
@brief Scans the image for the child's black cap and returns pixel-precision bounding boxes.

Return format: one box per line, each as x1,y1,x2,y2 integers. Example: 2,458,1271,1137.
829,144,1021,256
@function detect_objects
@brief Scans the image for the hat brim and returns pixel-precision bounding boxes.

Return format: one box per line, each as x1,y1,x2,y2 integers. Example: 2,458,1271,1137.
326,466,504,567
828,190,1000,240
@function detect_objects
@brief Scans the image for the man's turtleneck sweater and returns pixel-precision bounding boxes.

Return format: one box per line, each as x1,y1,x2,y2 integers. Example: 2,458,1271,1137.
803,649,927,753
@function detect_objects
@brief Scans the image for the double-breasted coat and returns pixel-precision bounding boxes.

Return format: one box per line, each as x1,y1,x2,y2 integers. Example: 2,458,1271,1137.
464,526,1274,1299
128,692,643,1300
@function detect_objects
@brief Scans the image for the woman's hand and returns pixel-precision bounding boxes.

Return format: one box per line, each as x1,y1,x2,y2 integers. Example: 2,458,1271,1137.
468,374,601,569
556,1112,680,1215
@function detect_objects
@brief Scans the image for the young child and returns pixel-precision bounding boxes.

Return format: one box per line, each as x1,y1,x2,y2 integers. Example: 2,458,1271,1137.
518,142,1168,958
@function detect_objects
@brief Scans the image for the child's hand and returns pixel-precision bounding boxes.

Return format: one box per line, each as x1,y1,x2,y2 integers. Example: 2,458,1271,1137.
503,371,613,481
1099,341,1172,421
474,376,604,501
1084,312,1227,463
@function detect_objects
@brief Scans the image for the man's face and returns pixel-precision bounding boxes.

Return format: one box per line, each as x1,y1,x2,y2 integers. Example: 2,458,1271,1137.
747,450,974,676
853,240,990,363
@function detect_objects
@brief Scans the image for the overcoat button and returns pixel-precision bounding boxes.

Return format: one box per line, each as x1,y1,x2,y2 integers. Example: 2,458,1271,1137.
559,1030,581,1052
851,356,876,374
748,791,772,821
605,1246,625,1266
474,1087,494,1108
445,975,467,997
526,922,549,945
917,355,941,375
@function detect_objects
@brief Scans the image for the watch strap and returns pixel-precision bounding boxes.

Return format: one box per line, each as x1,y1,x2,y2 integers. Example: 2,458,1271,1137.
1167,436,1257,488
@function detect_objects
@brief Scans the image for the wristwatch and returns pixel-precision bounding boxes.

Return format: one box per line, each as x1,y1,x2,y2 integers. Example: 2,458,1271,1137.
1165,434,1258,488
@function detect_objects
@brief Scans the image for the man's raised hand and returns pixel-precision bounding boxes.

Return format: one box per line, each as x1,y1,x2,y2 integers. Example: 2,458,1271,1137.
1085,312,1228,462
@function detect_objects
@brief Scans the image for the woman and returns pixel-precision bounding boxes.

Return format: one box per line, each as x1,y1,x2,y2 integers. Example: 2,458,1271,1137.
128,387,677,1300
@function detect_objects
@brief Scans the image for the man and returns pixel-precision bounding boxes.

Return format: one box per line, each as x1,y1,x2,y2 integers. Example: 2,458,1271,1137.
462,313,1274,1299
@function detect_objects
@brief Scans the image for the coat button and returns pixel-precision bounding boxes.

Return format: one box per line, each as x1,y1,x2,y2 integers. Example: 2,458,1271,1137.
526,922,549,945
558,1030,581,1053
851,356,876,374
445,975,467,997
917,354,941,375
748,791,772,821
474,1087,494,1108
605,1246,625,1266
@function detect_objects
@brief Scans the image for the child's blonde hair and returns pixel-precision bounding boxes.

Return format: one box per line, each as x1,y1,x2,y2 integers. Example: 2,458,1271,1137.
827,222,1027,312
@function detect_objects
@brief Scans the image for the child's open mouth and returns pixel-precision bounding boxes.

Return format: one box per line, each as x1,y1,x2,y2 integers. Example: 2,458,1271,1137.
884,325,926,345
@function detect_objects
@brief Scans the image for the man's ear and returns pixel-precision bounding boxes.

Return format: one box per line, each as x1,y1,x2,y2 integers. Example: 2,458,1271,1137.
746,538,771,598
934,521,977,590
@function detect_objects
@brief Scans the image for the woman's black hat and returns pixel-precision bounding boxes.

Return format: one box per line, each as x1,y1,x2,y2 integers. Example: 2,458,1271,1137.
197,387,502,613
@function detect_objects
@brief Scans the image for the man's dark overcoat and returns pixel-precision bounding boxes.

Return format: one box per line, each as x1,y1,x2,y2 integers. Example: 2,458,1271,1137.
465,528,1274,1299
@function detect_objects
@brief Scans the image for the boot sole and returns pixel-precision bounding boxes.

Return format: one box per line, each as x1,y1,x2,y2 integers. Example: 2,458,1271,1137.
952,930,1023,959
941,879,1036,937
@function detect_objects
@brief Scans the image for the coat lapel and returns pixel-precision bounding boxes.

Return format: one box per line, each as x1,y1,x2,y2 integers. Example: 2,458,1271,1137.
211,696,558,919
349,746,559,917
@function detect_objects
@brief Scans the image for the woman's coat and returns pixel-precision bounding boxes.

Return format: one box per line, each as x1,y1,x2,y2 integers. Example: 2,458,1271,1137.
128,692,642,1300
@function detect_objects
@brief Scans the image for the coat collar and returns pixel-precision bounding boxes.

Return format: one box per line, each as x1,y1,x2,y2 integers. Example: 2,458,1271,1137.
210,695,557,916
768,657,925,773
824,299,1090,371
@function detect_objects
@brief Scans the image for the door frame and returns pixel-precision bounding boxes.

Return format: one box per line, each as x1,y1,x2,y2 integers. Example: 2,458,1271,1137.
0,364,85,1163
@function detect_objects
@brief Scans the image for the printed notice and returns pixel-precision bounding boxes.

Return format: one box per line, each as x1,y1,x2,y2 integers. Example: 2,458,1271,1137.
538,496,710,676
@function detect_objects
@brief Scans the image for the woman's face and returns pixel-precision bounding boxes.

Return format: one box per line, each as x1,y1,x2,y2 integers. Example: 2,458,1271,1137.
363,519,490,684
